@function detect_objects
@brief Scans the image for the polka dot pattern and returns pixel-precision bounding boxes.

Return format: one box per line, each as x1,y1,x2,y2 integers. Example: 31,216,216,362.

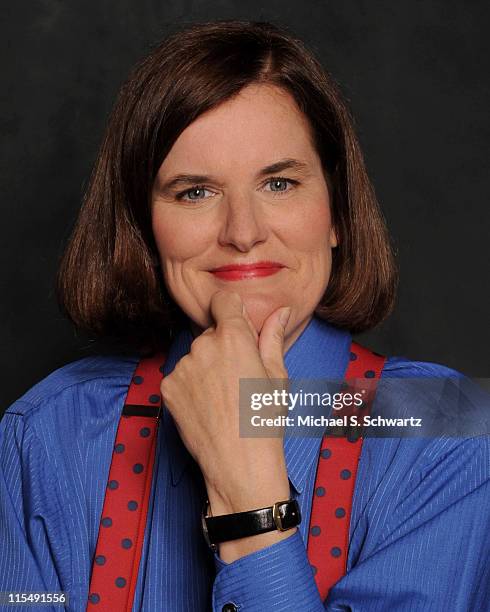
347,429,360,444
306,341,386,603
133,463,144,474
87,352,165,610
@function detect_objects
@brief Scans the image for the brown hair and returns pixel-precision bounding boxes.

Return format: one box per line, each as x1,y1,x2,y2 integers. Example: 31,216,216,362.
56,20,397,354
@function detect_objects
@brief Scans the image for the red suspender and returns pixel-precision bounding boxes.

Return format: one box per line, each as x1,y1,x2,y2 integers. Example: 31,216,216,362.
86,342,385,610
307,342,386,601
87,353,165,611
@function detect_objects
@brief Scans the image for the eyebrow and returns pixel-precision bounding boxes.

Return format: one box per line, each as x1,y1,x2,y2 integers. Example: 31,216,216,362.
258,158,309,176
158,158,309,192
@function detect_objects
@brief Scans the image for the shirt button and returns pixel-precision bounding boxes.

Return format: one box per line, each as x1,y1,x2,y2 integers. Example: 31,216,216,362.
222,604,238,612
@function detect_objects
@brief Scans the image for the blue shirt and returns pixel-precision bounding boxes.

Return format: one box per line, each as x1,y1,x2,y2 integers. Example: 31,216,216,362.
1,316,489,611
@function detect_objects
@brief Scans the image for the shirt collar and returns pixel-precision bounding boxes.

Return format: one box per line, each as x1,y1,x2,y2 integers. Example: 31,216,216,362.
162,315,351,490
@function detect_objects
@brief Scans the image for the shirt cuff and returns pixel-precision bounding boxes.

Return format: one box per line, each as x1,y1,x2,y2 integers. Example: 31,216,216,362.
212,529,325,611
213,549,229,573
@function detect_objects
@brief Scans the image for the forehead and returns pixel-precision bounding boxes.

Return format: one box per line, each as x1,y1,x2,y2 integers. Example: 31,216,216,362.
158,83,318,175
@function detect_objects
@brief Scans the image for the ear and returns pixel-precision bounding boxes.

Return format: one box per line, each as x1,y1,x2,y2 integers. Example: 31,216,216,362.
329,225,338,248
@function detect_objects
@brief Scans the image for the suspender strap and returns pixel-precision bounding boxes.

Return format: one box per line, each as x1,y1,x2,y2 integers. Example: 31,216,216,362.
307,342,386,600
87,353,165,611
87,341,386,610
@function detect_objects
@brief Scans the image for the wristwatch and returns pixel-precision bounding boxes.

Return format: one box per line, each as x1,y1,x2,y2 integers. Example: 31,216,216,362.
201,498,301,552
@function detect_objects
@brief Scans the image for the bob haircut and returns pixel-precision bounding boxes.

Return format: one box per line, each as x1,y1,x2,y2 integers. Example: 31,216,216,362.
57,20,397,354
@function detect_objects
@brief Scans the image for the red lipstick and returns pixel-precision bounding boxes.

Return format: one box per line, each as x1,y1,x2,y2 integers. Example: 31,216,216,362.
209,261,285,281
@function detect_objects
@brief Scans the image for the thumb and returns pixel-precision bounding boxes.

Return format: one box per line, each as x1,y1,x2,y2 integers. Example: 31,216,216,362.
258,306,291,379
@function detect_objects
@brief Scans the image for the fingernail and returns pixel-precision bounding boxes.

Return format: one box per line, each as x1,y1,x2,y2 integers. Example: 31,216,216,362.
279,307,291,329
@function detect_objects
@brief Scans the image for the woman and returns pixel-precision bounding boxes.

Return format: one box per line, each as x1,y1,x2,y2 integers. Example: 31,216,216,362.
0,20,488,612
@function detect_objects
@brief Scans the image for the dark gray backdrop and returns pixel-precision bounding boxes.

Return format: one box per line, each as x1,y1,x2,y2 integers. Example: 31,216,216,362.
2,1,489,414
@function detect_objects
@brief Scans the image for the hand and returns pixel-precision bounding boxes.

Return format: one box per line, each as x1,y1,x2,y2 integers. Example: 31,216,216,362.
160,290,295,560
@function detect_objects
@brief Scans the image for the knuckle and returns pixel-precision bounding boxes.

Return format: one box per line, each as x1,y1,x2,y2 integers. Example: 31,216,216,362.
174,354,191,372
273,328,286,342
190,334,211,354
218,317,247,336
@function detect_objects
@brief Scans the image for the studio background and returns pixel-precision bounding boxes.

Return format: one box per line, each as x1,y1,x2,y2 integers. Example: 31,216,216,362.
1,1,489,414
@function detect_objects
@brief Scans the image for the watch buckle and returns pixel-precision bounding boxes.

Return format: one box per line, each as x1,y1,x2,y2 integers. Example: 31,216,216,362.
201,499,218,553
272,500,290,531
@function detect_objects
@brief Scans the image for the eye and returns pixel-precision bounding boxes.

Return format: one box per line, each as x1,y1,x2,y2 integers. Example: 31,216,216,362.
263,177,297,193
176,186,215,202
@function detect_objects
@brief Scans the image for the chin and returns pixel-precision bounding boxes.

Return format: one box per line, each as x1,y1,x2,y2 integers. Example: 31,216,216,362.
190,288,294,332
240,294,287,331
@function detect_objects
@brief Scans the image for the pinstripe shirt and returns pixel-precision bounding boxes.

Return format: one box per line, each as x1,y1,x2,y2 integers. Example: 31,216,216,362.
1,316,489,611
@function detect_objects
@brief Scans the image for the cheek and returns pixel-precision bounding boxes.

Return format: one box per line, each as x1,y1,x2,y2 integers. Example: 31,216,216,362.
151,211,206,262
285,198,333,256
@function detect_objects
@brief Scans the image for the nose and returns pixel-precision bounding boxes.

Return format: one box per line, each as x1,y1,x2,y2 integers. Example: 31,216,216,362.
217,191,268,252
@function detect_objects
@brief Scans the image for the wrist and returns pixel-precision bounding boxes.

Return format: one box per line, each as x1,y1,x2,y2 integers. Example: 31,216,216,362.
206,479,291,515
202,496,301,564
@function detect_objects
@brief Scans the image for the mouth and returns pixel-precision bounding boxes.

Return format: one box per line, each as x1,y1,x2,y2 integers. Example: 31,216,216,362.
208,261,285,281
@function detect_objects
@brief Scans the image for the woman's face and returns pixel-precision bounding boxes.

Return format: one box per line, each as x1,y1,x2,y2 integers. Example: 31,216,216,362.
151,83,337,339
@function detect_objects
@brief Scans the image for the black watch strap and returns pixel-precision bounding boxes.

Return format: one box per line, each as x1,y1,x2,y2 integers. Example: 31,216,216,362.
202,499,301,550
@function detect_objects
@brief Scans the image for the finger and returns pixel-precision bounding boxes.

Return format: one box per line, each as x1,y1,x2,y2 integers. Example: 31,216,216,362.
258,306,291,379
209,290,258,344
241,302,259,345
209,290,244,325
199,325,215,337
